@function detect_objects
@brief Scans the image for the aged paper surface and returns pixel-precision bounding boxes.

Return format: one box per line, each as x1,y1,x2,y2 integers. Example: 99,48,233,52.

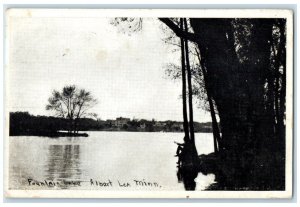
4,9,293,198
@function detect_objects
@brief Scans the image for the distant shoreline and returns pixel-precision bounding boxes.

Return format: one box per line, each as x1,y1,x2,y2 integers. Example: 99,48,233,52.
10,131,89,138
10,130,212,138
9,111,216,137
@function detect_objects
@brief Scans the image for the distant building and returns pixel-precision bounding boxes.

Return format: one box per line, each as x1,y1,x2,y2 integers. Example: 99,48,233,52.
115,117,130,128
171,123,184,131
106,119,116,127
140,123,146,129
154,122,166,127
179,123,184,131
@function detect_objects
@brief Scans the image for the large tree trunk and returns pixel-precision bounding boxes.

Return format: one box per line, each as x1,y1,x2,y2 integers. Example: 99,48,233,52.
189,18,284,190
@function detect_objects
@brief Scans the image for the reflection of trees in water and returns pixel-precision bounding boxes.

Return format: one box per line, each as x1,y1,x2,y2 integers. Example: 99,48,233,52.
46,145,81,188
175,142,199,190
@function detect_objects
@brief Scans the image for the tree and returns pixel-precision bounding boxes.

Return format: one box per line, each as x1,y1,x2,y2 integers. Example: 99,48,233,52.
179,18,190,142
184,18,196,144
111,17,287,190
180,18,285,190
46,85,97,134
163,19,221,153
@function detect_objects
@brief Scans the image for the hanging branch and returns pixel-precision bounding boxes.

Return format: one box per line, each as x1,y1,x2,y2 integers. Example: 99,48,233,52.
159,18,199,43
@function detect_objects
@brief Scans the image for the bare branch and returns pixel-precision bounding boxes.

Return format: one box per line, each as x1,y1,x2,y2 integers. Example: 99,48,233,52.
159,18,199,43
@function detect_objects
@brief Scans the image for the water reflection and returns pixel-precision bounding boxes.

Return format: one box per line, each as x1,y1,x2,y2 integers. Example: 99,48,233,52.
46,145,81,189
175,142,200,190
10,133,215,190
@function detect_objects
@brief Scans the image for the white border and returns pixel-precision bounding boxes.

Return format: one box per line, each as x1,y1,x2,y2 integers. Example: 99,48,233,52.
3,8,294,199
4,8,294,18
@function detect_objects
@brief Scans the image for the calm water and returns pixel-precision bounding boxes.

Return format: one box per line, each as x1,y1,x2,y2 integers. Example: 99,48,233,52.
9,132,216,191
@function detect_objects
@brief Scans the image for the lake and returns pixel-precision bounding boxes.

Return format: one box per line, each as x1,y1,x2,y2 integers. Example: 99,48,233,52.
9,132,216,191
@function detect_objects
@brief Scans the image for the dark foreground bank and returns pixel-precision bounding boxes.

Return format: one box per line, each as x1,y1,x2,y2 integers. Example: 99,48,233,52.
177,151,285,191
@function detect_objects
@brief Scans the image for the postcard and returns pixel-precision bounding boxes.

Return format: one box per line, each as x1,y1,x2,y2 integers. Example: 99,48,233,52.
4,9,293,198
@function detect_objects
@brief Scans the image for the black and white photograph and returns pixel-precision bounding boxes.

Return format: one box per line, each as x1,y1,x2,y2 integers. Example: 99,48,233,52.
4,9,293,198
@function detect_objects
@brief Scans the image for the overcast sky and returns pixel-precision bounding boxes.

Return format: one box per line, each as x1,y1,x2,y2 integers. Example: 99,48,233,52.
8,16,211,122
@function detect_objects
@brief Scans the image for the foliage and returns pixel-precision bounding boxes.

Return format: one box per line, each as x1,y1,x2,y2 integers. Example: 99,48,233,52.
46,85,97,120
46,85,97,133
110,18,143,35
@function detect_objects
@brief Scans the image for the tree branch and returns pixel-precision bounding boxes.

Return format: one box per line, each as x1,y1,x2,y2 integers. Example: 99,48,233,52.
159,18,199,43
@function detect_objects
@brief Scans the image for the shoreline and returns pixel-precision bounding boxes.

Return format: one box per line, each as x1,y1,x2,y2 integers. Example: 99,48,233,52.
9,130,213,137
10,131,88,138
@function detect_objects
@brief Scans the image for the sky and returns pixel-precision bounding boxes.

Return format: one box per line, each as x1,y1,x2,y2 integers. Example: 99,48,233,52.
7,16,211,122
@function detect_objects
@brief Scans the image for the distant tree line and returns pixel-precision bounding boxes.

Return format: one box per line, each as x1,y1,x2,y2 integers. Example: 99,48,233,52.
9,111,215,136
